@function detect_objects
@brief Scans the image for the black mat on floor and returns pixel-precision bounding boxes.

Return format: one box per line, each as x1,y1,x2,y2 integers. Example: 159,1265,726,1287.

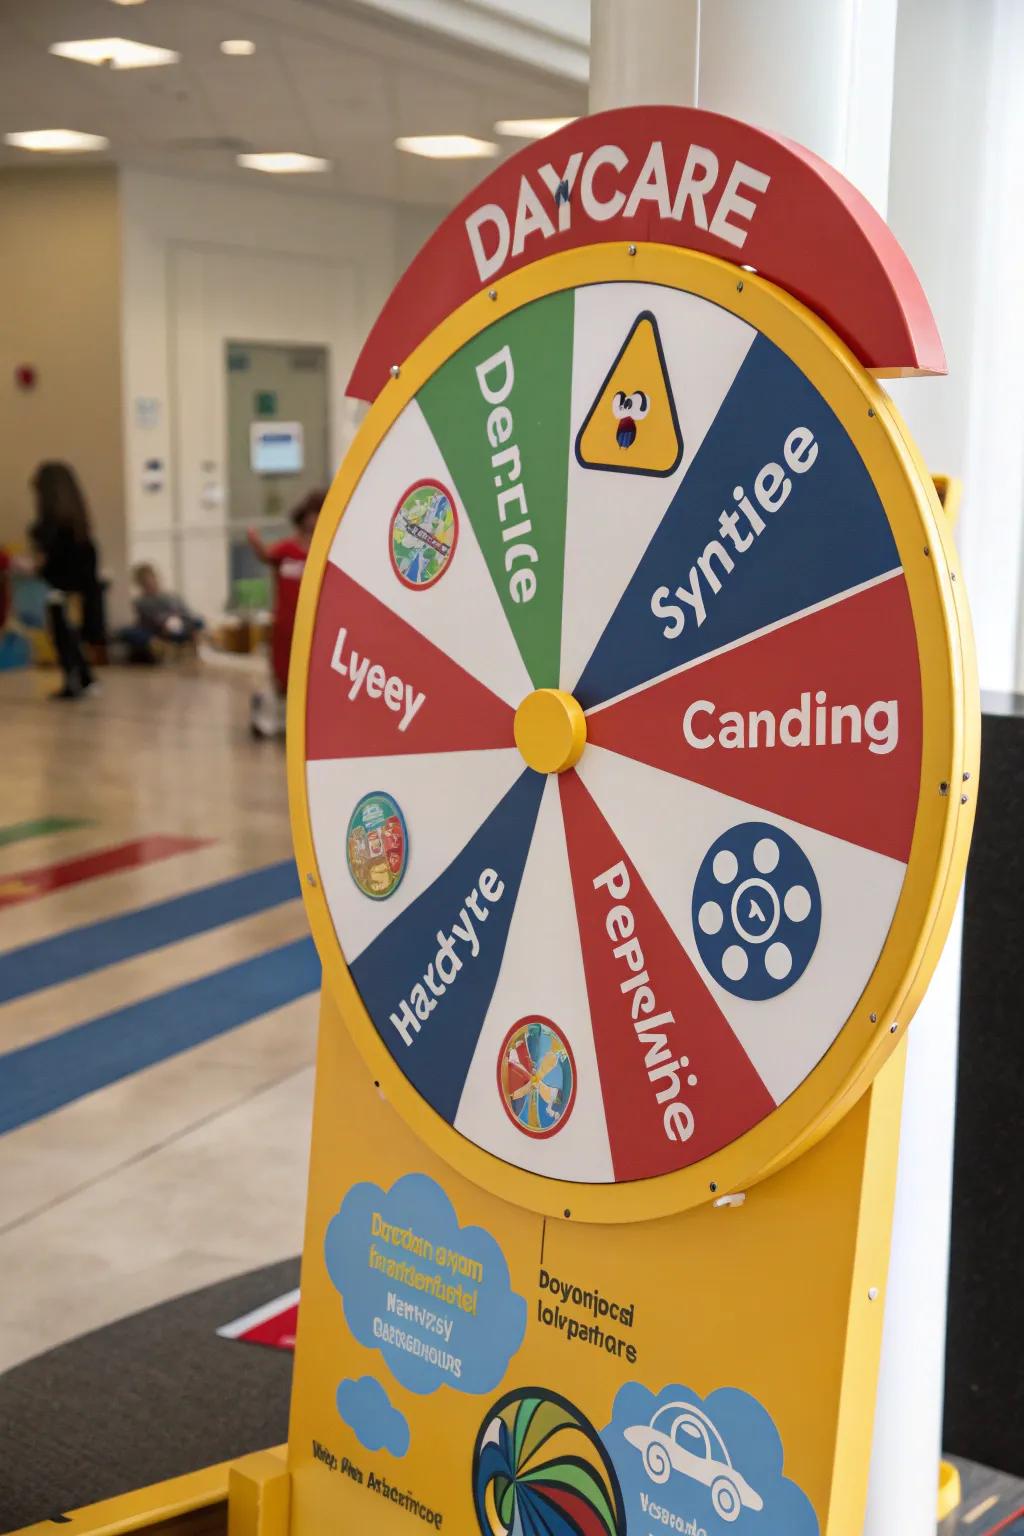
941,1457,1024,1534
0,1258,299,1534
948,698,1024,1477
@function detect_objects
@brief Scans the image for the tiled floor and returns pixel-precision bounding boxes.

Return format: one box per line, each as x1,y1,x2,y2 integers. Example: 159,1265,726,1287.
0,663,318,1370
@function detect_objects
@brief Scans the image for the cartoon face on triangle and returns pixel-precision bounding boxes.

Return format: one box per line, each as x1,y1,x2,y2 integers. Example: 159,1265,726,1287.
576,311,683,477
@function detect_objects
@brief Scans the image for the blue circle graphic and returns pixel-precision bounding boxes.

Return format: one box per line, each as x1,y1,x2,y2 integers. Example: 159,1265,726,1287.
692,822,821,1000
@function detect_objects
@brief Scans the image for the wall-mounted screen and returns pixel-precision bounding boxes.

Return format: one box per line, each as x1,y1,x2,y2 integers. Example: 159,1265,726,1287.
250,421,304,475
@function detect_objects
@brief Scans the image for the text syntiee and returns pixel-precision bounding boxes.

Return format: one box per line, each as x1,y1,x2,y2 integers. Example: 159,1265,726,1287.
650,426,819,641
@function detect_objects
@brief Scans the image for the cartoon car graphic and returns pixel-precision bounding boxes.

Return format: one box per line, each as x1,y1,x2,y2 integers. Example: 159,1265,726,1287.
624,1402,764,1523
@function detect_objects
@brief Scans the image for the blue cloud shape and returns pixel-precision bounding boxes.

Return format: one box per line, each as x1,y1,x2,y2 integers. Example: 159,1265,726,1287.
603,1381,820,1535
324,1171,526,1396
336,1375,409,1457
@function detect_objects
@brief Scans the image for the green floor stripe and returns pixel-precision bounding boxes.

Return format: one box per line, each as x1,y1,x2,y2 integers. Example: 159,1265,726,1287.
0,816,92,848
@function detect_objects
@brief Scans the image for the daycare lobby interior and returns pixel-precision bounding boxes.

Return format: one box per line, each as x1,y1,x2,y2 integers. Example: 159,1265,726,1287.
1,2,1022,1535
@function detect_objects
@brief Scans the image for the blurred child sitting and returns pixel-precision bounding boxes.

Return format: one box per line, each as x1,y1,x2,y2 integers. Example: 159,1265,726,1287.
118,563,204,664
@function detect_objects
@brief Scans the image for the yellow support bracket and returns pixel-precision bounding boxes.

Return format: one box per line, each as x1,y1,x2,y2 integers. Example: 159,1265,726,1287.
227,1450,290,1536
938,1459,962,1520
7,1448,287,1536
932,473,963,526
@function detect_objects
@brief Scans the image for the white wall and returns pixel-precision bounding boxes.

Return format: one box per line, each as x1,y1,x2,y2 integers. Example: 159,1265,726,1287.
119,170,439,621
395,204,446,284
0,169,124,578
961,0,1024,693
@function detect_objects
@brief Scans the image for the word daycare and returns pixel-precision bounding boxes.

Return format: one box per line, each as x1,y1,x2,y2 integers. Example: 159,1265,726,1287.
465,137,771,281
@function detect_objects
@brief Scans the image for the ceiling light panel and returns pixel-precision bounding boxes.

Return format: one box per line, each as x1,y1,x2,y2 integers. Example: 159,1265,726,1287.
4,129,110,152
495,117,577,138
237,152,330,174
49,38,180,69
220,40,256,56
396,135,498,160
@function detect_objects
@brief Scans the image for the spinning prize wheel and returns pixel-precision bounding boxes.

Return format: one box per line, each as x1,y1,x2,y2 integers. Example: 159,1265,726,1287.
289,240,974,1224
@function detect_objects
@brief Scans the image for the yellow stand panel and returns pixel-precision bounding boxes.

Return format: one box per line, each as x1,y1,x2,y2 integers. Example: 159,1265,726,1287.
284,986,907,1535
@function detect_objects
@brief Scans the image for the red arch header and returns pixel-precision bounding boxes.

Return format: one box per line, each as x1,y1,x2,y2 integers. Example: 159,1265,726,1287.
348,105,944,403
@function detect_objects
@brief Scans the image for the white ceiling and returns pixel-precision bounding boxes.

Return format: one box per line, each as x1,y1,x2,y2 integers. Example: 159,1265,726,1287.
0,0,589,207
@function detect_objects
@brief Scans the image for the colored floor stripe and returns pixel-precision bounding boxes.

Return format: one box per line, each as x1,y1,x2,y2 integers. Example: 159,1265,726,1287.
988,1511,1024,1535
0,858,299,1006
0,835,211,910
0,816,92,848
0,936,321,1135
217,1288,300,1349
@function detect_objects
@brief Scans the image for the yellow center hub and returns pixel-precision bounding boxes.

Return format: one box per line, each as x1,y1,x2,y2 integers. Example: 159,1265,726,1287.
513,688,587,774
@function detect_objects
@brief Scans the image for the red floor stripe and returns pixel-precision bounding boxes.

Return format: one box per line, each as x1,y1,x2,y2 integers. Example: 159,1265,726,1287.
986,1508,1024,1535
218,1291,299,1352
0,836,213,910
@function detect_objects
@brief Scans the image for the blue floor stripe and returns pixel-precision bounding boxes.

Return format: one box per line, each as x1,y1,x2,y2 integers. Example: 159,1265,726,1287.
0,860,299,1006
0,936,321,1135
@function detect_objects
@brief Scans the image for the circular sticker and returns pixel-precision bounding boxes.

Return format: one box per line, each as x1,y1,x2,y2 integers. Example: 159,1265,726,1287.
692,822,821,1000
389,479,459,589
497,1017,577,1138
473,1386,625,1536
346,792,408,900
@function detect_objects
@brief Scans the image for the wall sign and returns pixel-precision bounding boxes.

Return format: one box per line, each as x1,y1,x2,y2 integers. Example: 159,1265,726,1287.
251,420,304,475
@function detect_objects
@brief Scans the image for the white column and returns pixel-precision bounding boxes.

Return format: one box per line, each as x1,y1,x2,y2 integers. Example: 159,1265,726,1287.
698,0,898,214
589,0,899,206
867,1,1024,1523
887,0,1024,695
589,0,699,111
586,5,959,1534
864,902,964,1533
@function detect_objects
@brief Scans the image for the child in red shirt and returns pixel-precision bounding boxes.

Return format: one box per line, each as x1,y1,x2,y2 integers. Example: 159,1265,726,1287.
0,549,9,631
247,488,323,737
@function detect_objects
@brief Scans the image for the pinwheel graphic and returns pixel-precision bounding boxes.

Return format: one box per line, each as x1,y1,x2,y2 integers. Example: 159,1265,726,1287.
474,1387,625,1536
498,1018,577,1138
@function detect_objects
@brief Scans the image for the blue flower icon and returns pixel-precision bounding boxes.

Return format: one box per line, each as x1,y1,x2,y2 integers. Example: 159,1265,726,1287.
692,823,821,1000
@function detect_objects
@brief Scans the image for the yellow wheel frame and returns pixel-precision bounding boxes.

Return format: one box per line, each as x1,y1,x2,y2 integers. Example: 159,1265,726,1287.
287,242,978,1223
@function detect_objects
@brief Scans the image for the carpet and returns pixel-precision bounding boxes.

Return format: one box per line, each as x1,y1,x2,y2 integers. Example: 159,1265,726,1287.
0,1258,298,1534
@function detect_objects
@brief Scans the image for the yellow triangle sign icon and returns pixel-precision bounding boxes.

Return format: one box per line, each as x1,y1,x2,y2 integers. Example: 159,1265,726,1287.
575,311,683,477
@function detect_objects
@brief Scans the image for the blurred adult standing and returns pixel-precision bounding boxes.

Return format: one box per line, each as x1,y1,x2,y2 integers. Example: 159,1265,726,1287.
27,461,103,699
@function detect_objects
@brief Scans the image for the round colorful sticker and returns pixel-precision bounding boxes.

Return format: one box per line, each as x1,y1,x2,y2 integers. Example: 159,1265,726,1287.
473,1386,625,1536
498,1017,577,1138
692,822,822,1000
389,479,459,589
346,792,408,900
